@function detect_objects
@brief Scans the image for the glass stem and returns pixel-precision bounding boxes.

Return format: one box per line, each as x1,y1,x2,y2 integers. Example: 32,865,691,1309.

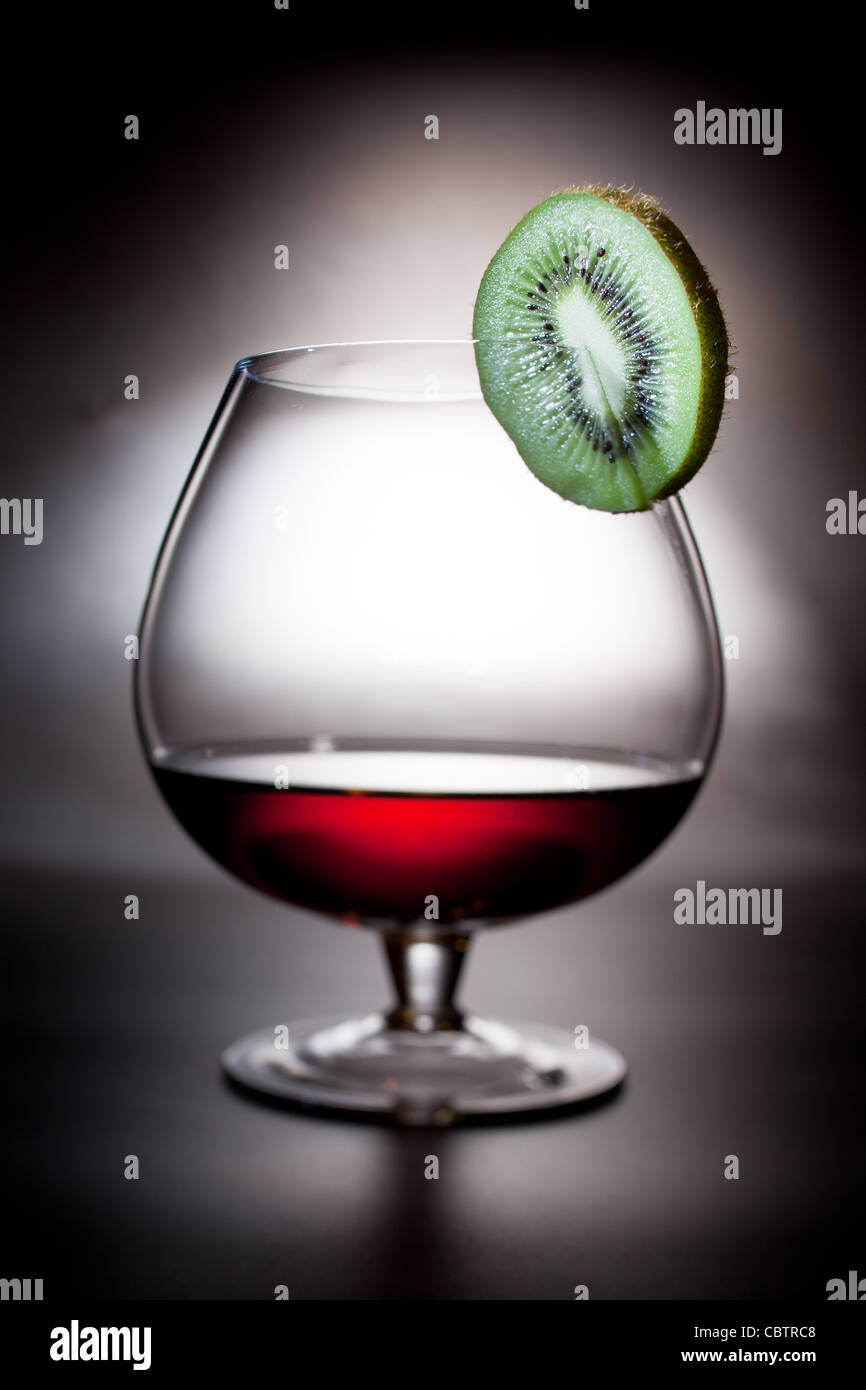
382,932,470,1033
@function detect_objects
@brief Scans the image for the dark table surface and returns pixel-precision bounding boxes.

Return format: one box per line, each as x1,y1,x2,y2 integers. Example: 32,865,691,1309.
2,856,861,1301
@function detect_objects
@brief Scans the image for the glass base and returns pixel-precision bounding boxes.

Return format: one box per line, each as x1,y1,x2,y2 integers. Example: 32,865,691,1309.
221,1013,626,1125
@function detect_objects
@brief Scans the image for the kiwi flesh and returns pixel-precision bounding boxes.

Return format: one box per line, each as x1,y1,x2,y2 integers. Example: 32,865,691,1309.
473,187,729,512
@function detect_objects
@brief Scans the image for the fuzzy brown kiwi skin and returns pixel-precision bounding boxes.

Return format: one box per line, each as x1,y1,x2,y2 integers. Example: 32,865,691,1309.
560,185,730,497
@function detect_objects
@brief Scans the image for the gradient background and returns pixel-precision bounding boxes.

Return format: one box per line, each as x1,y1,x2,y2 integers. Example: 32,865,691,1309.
1,2,863,1298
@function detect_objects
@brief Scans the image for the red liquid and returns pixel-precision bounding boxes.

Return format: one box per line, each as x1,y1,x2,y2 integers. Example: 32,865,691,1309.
153,749,700,926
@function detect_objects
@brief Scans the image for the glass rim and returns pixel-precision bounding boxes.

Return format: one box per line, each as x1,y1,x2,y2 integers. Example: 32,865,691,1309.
236,340,489,402
225,342,701,528
237,338,482,369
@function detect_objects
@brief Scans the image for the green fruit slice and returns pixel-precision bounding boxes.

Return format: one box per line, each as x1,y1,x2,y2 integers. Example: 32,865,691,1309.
473,187,729,512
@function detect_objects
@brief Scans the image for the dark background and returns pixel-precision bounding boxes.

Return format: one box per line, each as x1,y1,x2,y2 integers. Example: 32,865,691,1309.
1,2,863,1298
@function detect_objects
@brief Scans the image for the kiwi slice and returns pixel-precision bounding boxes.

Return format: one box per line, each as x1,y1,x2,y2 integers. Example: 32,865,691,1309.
473,187,728,512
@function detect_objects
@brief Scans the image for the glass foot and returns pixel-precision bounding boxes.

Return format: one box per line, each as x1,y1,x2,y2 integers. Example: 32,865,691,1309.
221,1013,626,1125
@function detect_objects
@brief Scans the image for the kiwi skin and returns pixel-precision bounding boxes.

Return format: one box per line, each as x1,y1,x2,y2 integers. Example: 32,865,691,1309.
566,186,730,498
